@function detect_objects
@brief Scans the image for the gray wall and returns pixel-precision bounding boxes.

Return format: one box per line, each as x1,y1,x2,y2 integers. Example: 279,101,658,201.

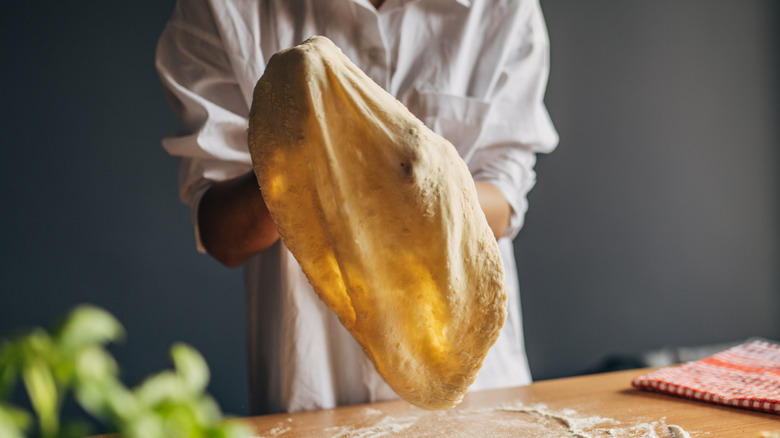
0,0,248,415
1,0,778,419
517,1,780,379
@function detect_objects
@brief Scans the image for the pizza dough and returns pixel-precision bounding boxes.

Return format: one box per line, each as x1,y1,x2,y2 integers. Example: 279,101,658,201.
247,36,506,410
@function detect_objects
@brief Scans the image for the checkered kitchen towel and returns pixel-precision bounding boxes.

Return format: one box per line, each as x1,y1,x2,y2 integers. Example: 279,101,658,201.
632,340,780,414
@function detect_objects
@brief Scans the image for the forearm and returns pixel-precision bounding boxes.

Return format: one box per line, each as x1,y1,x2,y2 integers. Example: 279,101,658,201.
198,171,279,267
474,181,511,240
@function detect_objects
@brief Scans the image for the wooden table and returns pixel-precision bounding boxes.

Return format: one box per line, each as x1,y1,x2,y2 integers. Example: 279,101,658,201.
244,369,780,437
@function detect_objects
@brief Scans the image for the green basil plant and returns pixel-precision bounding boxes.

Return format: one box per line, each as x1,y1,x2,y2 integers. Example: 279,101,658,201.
0,305,251,438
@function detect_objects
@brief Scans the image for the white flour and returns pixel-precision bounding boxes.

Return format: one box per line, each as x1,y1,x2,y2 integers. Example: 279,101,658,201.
667,424,691,438
324,416,418,438
253,402,694,438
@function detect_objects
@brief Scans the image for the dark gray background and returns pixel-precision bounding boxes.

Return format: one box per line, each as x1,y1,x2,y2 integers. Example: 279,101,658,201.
1,0,778,419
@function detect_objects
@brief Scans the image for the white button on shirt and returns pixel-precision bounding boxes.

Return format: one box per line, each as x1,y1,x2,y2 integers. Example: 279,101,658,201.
156,0,558,414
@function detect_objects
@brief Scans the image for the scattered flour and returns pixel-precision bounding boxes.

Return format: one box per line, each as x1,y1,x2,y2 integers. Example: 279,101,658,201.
253,402,695,437
667,424,691,438
264,421,292,437
361,407,385,416
496,403,613,437
321,416,417,438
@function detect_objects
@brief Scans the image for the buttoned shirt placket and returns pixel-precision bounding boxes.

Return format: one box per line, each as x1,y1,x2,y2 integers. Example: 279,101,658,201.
351,0,391,90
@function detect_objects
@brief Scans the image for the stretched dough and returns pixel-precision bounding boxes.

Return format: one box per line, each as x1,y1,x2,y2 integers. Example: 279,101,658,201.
248,36,506,410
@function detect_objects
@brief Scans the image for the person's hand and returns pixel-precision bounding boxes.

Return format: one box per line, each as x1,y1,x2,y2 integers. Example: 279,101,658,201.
474,181,511,240
198,171,279,267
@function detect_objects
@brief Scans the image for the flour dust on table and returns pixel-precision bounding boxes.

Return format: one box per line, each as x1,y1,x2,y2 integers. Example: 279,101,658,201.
253,402,693,438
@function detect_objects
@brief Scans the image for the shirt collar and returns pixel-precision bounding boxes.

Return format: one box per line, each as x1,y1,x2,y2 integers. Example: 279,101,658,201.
353,0,471,11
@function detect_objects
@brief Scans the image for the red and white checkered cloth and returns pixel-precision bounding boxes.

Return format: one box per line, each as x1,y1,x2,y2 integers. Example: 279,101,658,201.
632,340,780,414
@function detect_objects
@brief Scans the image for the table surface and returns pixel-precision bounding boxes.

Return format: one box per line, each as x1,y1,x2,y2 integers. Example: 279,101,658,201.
243,368,780,437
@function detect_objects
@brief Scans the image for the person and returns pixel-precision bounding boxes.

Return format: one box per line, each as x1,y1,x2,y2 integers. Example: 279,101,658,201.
155,0,558,415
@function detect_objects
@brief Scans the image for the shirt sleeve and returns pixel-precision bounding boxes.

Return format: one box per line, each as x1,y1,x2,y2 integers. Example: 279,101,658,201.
155,1,254,252
469,1,559,240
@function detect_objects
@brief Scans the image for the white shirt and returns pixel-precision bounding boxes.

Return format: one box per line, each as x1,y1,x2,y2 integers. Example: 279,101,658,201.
156,0,558,414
